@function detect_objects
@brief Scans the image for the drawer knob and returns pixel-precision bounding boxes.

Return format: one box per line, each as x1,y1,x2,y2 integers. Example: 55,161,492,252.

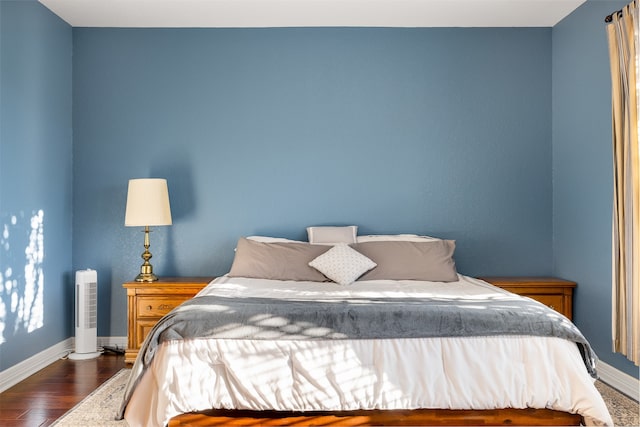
549,305,555,310
147,305,152,311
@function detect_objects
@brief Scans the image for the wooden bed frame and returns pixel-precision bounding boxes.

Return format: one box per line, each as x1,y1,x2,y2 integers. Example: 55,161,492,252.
169,408,582,426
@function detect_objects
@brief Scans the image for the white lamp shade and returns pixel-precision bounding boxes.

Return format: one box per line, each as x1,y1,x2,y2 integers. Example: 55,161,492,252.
125,178,173,226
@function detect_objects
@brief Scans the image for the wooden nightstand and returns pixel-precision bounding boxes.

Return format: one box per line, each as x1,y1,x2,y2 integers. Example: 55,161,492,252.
480,277,576,320
123,276,214,364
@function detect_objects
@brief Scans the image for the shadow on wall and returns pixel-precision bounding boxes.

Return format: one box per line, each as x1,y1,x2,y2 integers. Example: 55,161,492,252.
152,156,197,223
150,156,197,276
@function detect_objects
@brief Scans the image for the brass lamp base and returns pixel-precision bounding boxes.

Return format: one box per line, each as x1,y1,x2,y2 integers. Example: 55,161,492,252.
135,261,159,282
135,226,160,282
135,272,158,282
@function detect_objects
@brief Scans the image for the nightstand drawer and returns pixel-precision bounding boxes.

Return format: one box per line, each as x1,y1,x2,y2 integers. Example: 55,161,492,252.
480,277,576,320
136,320,158,348
137,296,188,318
523,294,564,313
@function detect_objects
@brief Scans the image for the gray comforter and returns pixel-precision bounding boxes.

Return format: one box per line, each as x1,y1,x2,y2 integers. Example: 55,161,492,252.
118,293,597,419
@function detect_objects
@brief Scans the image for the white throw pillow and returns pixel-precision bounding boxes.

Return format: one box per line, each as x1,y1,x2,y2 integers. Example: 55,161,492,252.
309,244,376,285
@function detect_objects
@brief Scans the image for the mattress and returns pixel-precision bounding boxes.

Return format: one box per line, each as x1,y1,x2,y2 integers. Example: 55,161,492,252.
121,275,613,427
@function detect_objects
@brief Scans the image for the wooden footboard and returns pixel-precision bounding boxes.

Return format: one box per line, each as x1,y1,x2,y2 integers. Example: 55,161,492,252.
169,408,583,426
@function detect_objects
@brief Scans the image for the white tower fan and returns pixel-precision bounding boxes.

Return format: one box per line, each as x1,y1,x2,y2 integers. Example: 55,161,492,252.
69,269,101,360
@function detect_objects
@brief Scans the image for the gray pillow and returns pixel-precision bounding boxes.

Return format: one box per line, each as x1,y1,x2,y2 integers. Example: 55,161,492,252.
354,240,458,282
307,226,358,245
228,237,331,282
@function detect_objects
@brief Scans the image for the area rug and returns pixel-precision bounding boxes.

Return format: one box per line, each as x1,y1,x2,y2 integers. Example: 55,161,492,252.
53,368,639,426
51,369,130,426
595,380,639,427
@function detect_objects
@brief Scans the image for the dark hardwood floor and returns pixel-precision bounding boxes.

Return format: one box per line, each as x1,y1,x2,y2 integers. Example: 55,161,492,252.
0,353,125,427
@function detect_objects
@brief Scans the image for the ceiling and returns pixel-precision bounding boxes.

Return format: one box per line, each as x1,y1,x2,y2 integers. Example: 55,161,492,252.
38,0,586,28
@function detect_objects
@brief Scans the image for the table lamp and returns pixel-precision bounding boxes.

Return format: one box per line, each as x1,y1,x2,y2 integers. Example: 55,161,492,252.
124,178,172,282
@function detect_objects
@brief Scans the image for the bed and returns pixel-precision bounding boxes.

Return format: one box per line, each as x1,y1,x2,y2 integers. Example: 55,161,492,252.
117,234,613,427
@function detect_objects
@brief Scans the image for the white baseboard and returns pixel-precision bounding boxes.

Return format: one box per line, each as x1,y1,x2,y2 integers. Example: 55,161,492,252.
598,360,640,401
0,337,74,393
97,336,127,350
0,336,128,393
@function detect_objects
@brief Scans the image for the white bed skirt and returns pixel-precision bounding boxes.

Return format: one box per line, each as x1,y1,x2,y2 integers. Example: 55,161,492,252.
125,335,613,427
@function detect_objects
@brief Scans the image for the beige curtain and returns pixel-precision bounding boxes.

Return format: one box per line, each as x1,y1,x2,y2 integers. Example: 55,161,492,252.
607,1,640,366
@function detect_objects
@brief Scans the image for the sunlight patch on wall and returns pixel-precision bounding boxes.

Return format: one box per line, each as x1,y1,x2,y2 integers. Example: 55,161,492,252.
0,210,45,345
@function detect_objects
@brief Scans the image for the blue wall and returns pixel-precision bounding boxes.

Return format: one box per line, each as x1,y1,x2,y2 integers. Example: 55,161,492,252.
72,27,553,336
2,0,635,380
553,0,638,377
0,1,73,371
